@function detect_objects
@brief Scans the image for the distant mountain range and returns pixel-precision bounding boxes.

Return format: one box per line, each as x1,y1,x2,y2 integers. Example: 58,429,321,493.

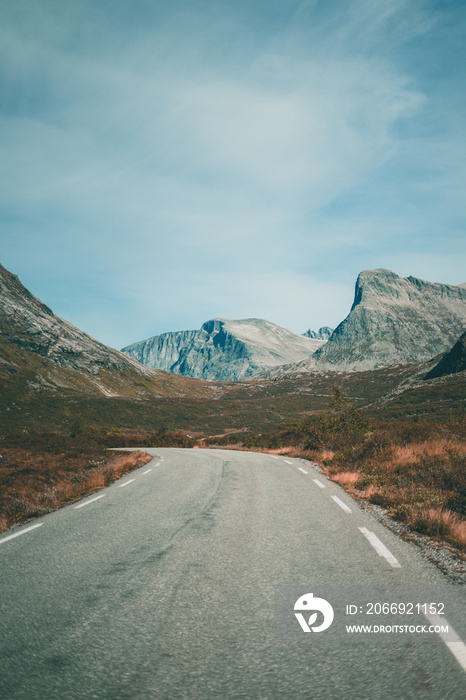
0,261,465,434
1,262,465,395
122,268,466,379
122,318,326,381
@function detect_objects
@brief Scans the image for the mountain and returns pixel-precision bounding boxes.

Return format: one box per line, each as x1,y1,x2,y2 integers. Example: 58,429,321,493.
122,318,326,381
0,263,215,400
0,264,150,376
303,326,334,340
312,269,466,371
424,331,466,380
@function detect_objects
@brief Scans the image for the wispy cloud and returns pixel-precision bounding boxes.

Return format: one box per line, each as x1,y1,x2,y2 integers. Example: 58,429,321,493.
0,0,464,347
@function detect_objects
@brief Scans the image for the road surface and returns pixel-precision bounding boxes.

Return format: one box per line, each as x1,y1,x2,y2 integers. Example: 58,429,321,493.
0,448,465,699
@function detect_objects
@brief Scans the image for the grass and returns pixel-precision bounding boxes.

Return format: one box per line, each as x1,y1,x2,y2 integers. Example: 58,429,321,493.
205,395,466,553
0,433,152,533
1,349,465,555
2,338,464,439
320,435,466,551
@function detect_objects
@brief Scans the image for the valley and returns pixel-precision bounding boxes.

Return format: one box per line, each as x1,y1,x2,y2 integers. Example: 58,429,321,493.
0,261,465,558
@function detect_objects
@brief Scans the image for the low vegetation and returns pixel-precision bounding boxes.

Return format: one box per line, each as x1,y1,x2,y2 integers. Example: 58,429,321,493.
206,387,466,553
0,432,152,533
2,386,465,554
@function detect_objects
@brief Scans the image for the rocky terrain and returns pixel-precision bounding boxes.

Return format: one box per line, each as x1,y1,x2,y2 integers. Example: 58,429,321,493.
122,318,325,381
1,262,464,435
303,326,333,340
124,269,466,380
424,330,466,380
267,269,466,376
312,269,466,370
0,263,216,401
0,264,149,376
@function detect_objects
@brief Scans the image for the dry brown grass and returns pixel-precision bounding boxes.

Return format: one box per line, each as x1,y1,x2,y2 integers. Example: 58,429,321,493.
330,471,361,490
392,438,460,465
409,507,466,550
365,484,384,500
314,423,466,552
208,418,466,552
0,441,152,533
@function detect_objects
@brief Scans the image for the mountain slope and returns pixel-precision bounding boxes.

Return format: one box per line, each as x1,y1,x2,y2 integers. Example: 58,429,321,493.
0,263,215,400
0,264,150,375
122,318,325,381
312,269,466,370
424,331,466,380
303,327,333,340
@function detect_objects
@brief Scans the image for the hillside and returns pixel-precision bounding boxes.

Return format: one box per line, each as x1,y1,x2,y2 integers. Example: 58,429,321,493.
122,318,325,381
312,269,466,370
0,263,219,413
424,331,466,380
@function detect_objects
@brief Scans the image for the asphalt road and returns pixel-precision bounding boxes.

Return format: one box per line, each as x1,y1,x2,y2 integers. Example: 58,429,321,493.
0,448,465,699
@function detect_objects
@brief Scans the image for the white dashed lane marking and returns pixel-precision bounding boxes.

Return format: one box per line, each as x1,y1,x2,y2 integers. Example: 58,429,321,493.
313,479,325,489
424,612,466,673
331,495,352,513
118,479,136,488
75,494,105,509
142,469,152,475
297,467,308,474
358,527,401,568
0,523,43,545
284,460,293,465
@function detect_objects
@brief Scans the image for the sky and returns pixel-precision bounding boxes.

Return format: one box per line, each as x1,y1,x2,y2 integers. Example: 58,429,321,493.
1,0,465,349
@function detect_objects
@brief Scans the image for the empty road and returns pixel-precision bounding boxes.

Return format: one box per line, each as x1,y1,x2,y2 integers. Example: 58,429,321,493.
0,448,465,699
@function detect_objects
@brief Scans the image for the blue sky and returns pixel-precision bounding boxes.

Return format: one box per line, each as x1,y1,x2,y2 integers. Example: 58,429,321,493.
1,0,465,349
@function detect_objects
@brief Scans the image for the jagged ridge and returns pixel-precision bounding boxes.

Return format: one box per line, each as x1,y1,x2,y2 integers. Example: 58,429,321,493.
303,326,334,340
122,318,325,381
313,269,466,370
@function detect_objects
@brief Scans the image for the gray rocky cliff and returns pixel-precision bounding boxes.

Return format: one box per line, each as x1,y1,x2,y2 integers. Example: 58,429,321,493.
0,263,149,376
424,331,466,379
313,269,466,370
122,318,325,381
303,326,334,340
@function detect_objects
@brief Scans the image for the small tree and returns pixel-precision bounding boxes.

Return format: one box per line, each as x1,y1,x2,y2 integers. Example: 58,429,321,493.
331,385,346,412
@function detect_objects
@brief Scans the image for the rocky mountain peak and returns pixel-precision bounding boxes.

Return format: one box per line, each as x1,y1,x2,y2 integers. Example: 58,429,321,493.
303,327,334,340
313,269,466,370
122,317,326,381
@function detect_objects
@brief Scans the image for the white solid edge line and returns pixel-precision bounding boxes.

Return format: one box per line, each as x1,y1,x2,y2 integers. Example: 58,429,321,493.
358,527,401,568
331,495,352,513
0,522,43,545
118,479,136,488
75,494,106,509
297,467,308,474
424,612,466,673
313,479,325,489
284,460,293,464
142,469,152,474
